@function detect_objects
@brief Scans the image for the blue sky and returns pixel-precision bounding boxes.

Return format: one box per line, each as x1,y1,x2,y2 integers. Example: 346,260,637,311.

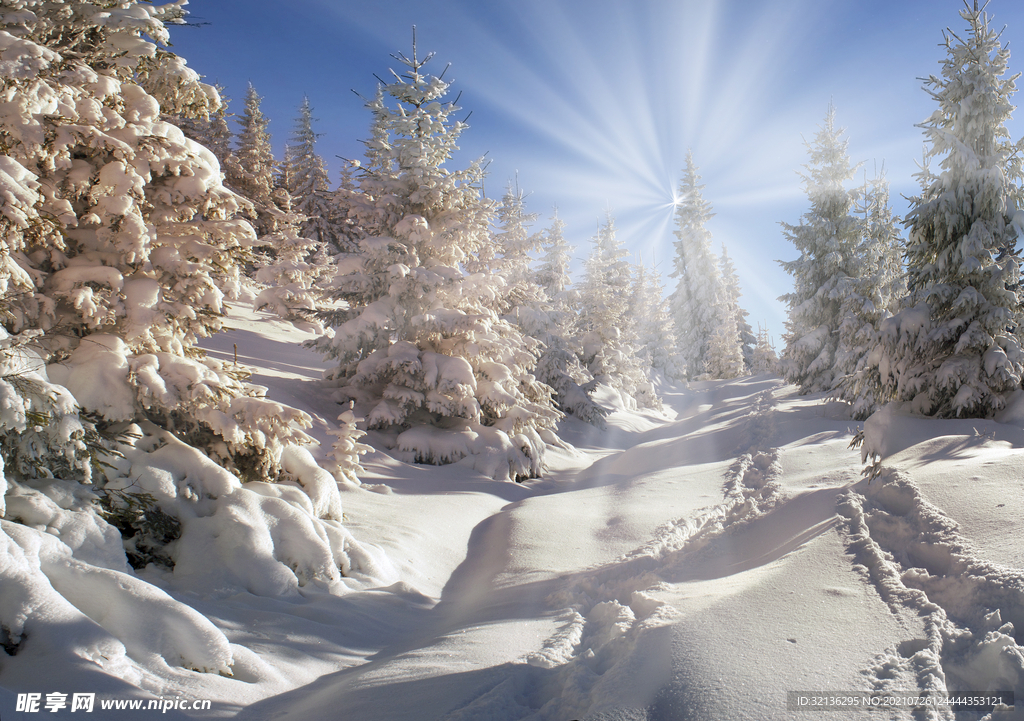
169,0,1024,343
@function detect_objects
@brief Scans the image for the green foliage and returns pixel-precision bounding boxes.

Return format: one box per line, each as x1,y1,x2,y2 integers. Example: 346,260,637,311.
95,485,181,571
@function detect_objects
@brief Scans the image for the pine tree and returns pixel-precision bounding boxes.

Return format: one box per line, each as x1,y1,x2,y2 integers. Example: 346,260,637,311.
832,168,906,418
492,182,542,312
704,256,746,381
253,188,329,330
579,214,659,408
778,105,863,394
289,96,340,251
530,212,608,425
751,325,780,375
718,246,756,369
629,259,685,381
311,39,560,480
870,5,1024,418
0,0,312,481
232,83,276,211
669,151,728,378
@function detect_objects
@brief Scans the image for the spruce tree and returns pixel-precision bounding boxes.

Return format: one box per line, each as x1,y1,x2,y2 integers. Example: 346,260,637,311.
778,105,862,394
751,325,780,375
232,83,276,211
579,214,659,408
531,212,608,425
289,96,340,252
871,4,1024,418
832,168,906,418
629,260,685,381
311,39,560,480
0,0,312,481
718,246,756,369
669,151,728,378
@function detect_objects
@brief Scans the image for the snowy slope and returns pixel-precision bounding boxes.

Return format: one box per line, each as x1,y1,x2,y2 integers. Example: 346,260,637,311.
3,303,1024,720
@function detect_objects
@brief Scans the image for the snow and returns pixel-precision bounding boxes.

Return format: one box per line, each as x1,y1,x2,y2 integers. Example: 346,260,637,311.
3,302,1024,719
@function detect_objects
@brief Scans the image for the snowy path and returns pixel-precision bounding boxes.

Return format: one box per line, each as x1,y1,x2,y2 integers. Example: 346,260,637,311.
189,313,1024,720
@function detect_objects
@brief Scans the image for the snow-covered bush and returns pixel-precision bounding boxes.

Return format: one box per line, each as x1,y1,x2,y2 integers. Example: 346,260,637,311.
0,329,91,506
325,404,371,484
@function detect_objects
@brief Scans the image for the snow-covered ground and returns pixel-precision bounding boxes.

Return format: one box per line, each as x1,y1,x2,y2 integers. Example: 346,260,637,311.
3,303,1024,720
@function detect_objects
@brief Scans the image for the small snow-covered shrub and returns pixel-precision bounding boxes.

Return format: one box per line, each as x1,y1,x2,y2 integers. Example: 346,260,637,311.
325,405,370,484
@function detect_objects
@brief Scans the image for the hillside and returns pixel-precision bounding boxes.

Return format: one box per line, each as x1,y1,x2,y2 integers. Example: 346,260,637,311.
2,302,1022,720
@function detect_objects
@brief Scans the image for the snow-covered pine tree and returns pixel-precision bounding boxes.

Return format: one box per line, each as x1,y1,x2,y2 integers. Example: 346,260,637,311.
718,246,755,369
289,96,341,252
171,84,236,175
231,83,276,213
669,151,728,378
704,271,746,380
832,168,906,418
329,160,367,254
325,403,371,484
629,259,685,381
253,188,329,331
579,214,659,409
0,0,314,483
869,5,1024,418
492,182,542,312
310,38,561,480
530,212,607,425
751,324,780,375
778,105,863,394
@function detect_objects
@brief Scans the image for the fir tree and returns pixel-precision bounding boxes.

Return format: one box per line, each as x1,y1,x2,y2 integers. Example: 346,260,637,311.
832,168,906,418
751,325,780,375
718,246,756,369
669,151,728,378
0,0,312,481
579,214,659,409
870,4,1024,418
492,182,542,313
232,83,276,211
704,263,746,381
288,96,340,252
530,212,608,425
253,188,329,331
778,105,862,394
311,38,560,480
629,259,685,381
